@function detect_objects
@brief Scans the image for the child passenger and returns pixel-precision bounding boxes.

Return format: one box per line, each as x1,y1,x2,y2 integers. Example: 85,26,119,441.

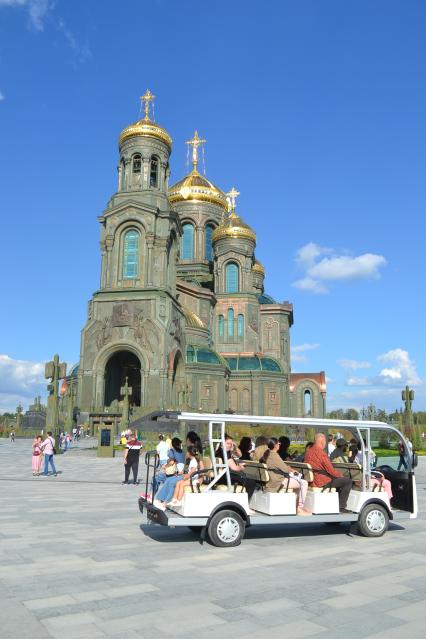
168,446,202,507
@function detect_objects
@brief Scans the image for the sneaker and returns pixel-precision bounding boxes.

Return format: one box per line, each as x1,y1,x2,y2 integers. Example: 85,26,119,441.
153,500,166,511
339,508,352,514
122,481,129,485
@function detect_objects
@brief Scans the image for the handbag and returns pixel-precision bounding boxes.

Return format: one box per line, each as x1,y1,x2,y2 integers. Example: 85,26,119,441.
165,449,177,476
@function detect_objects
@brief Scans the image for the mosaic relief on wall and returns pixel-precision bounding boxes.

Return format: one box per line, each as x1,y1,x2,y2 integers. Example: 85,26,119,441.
85,302,160,363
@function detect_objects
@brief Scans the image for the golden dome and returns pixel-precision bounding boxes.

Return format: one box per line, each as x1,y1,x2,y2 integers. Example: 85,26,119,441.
212,211,256,244
169,169,228,209
252,259,265,275
182,306,205,329
119,91,172,148
119,116,172,148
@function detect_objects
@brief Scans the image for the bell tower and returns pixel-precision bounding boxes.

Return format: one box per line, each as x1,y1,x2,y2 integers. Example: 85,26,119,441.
77,92,185,418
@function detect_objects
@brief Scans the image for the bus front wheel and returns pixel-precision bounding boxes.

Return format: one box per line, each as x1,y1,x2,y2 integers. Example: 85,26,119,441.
207,510,245,547
358,503,389,537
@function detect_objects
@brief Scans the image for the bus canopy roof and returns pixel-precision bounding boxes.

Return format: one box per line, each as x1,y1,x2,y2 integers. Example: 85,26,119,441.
178,412,399,432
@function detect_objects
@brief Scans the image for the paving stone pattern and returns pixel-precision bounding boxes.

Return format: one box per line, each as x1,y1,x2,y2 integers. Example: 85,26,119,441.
0,439,425,638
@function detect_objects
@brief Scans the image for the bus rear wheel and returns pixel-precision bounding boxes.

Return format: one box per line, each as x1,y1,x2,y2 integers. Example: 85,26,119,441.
358,503,389,537
207,510,245,547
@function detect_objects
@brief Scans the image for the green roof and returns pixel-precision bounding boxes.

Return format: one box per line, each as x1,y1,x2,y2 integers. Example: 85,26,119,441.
258,293,277,304
224,355,283,373
186,346,228,367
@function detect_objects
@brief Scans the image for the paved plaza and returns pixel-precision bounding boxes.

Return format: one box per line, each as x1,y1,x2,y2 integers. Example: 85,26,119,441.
0,439,425,639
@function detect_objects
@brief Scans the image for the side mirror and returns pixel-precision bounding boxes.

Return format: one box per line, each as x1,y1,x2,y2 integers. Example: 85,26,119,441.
412,452,418,468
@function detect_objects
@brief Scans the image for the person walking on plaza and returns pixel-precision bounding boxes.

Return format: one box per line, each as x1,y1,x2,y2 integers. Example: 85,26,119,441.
123,431,143,485
41,431,57,476
10,430,15,443
304,432,352,512
31,435,43,476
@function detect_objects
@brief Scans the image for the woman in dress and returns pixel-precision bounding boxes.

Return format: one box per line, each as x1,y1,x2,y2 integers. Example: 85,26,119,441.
32,435,43,476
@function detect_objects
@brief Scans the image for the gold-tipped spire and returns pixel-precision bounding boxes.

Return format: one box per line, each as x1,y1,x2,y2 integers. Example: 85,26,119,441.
140,89,155,120
186,130,206,172
226,186,240,214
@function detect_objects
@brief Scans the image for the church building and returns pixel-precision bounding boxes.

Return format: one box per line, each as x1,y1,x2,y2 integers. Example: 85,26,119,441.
76,91,326,419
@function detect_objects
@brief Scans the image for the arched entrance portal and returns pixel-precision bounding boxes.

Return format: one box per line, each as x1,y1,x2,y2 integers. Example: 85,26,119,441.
104,350,141,408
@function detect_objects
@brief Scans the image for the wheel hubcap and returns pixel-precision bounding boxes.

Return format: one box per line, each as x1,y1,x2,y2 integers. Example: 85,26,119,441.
366,509,386,532
217,517,240,543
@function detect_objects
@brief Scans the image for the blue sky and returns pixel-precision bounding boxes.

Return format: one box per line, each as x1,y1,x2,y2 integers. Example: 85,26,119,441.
0,0,425,413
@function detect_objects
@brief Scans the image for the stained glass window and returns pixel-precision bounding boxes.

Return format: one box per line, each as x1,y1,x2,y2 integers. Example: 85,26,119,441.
225,262,239,293
123,229,140,279
205,224,214,261
227,308,234,337
181,223,194,260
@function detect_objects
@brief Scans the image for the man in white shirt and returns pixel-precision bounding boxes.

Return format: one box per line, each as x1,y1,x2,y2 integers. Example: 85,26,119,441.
156,434,169,465
41,431,57,476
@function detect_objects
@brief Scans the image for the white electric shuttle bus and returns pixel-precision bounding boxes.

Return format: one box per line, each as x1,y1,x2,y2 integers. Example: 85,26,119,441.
138,412,418,547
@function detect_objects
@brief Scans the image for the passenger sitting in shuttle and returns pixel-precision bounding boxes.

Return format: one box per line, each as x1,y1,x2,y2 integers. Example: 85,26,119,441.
260,438,311,516
304,433,352,513
251,436,268,462
330,438,349,462
216,435,257,500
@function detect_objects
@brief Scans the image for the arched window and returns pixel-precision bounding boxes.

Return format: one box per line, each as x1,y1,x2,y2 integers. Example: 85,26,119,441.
122,229,140,279
132,154,141,174
150,156,158,187
237,314,244,337
225,262,239,293
227,308,234,337
304,389,312,416
181,223,194,260
218,315,224,337
205,224,214,262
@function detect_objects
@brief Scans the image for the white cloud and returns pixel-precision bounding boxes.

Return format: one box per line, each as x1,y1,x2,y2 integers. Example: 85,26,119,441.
377,348,421,386
292,277,328,294
0,354,46,412
0,0,52,31
292,242,387,294
291,343,320,362
338,359,372,370
346,376,372,386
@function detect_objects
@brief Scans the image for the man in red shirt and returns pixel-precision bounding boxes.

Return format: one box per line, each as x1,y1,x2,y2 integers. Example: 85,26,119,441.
304,433,352,512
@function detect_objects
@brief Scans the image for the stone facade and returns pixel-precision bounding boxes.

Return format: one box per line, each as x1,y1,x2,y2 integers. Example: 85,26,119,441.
76,98,326,419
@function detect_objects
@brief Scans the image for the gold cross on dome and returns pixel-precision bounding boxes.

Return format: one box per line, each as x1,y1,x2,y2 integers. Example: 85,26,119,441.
226,187,240,212
186,130,206,171
140,89,155,120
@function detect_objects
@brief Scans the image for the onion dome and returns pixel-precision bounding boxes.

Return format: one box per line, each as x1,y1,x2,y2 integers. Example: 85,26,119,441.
212,210,256,244
169,170,227,208
169,130,227,209
119,89,172,149
182,306,205,328
252,259,265,275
